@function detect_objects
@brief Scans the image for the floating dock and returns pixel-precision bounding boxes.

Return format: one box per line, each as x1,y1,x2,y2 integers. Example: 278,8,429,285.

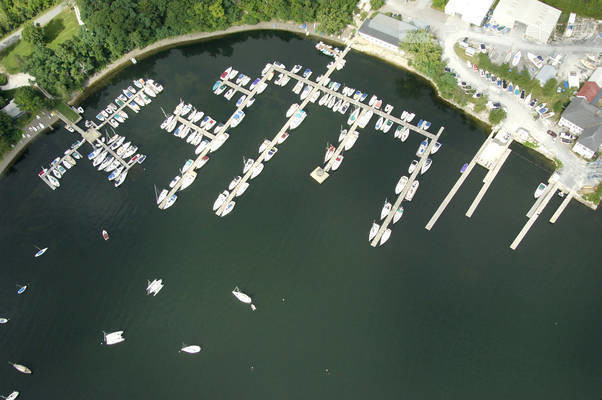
370,127,445,247
159,66,275,209
510,181,559,250
215,44,354,216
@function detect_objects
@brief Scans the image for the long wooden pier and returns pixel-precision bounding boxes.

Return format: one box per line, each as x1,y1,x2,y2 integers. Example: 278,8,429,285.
215,44,354,216
425,132,494,230
272,66,437,141
370,127,444,247
510,181,559,250
549,191,573,223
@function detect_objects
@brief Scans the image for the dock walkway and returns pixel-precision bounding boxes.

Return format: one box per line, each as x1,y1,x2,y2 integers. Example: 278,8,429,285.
216,45,354,215
272,66,436,141
371,127,444,247
510,182,559,250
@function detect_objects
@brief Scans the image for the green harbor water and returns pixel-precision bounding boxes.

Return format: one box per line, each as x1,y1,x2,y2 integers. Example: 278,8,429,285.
0,31,600,399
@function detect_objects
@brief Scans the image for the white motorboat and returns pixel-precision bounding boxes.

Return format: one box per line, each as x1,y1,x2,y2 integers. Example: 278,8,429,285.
400,127,410,142
232,286,256,310
264,147,278,161
229,176,242,190
395,176,409,195
180,345,201,354
375,116,384,130
380,200,392,220
347,107,359,125
196,139,210,155
8,362,31,374
179,171,197,190
146,279,164,296
379,229,391,246
331,155,343,171
277,132,289,144
344,132,359,151
405,180,419,201
236,182,249,197
416,140,428,156
114,170,128,187
230,110,245,127
220,200,236,217
181,159,194,173
289,109,306,129
210,133,229,152
250,162,264,179
357,110,373,128
338,128,348,142
324,144,335,163
393,207,404,224
286,103,299,118
369,222,380,241
420,158,432,174
213,190,230,211
382,119,393,133
196,155,209,170
534,182,547,198
2,391,19,400
408,160,418,174
0,318,8,324
431,142,442,154
259,139,271,154
243,157,255,174
104,331,125,345
169,176,180,188
157,189,168,205
162,194,177,209
34,246,48,257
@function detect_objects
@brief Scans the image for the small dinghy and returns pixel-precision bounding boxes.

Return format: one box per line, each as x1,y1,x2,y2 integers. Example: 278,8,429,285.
180,344,202,354
102,230,109,240
9,362,31,374
232,286,256,311
0,318,8,324
1,391,19,400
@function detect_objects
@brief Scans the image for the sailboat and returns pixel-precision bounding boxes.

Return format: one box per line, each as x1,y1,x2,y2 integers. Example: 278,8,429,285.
34,246,48,257
232,286,256,311
0,391,19,400
0,318,8,324
8,362,31,374
369,222,380,241
180,344,202,354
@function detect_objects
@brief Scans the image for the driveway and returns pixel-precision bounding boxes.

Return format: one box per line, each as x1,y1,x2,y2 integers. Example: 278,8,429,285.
0,2,67,52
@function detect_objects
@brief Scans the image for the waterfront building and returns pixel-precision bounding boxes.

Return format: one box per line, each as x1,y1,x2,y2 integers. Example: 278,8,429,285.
490,0,561,43
358,14,419,52
558,94,602,159
444,0,495,26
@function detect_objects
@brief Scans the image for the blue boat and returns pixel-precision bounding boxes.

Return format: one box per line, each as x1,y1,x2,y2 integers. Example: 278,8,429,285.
96,113,104,121
302,68,311,78
508,84,513,92
212,80,221,91
123,89,133,98
173,125,181,136
360,93,368,102
417,119,424,128
539,108,547,114
17,285,27,294
88,149,100,160
108,169,120,180
333,82,341,91
137,154,146,164
497,79,502,86
423,121,431,130
354,90,361,98
514,88,520,95
460,163,468,173
249,78,260,90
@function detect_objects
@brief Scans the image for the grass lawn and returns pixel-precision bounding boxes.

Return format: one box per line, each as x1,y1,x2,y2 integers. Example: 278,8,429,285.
55,101,80,122
0,9,79,74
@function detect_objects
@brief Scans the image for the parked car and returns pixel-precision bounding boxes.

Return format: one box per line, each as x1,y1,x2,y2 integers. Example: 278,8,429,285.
546,130,557,138
559,131,575,140
480,43,487,53
560,137,572,144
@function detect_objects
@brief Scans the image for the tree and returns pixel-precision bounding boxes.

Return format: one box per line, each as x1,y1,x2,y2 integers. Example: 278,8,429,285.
370,0,384,9
542,78,558,96
489,108,506,125
0,73,7,86
22,22,45,45
14,86,49,114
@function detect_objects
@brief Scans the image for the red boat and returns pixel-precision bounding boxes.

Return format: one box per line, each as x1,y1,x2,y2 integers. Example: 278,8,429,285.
102,230,109,240
220,67,232,79
130,154,139,163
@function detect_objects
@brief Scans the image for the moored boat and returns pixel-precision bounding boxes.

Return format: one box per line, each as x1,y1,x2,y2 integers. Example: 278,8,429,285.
331,155,343,171
393,207,404,224
395,176,409,195
213,190,229,211
379,229,391,246
369,222,380,241
416,140,428,156
420,158,432,174
380,200,392,220
405,181,419,201
534,182,547,198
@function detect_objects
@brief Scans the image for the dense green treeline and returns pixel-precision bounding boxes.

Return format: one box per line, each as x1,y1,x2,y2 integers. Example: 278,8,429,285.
23,0,357,97
540,0,602,19
0,0,358,158
0,0,56,37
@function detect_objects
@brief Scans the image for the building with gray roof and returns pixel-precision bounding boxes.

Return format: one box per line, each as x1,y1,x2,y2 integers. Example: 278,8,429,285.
358,14,418,52
559,97,602,159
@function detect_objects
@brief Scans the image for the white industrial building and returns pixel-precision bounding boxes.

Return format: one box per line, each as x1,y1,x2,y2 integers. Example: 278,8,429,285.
491,0,561,43
444,0,495,26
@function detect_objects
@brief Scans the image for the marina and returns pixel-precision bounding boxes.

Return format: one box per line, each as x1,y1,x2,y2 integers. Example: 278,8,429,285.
38,78,161,190
2,31,599,400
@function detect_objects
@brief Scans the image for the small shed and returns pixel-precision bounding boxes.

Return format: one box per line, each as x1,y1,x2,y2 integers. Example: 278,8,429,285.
535,65,557,86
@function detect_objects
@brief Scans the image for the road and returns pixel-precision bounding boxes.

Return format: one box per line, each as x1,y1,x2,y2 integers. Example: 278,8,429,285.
0,2,67,52
383,0,602,190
